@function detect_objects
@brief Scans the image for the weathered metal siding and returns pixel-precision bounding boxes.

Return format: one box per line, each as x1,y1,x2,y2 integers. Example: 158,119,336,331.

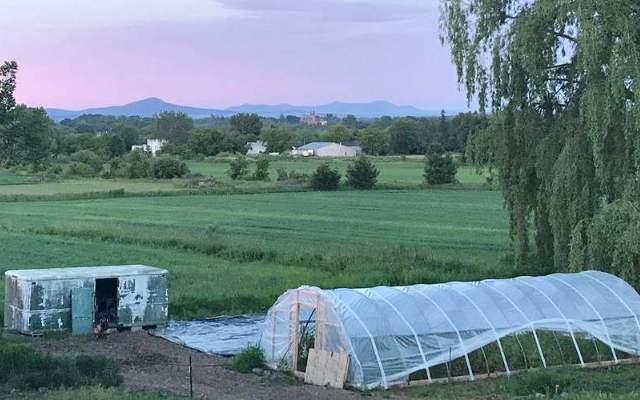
4,270,168,334
4,274,93,333
118,274,169,327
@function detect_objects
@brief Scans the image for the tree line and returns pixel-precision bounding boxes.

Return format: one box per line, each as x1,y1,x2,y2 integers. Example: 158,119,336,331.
0,61,486,170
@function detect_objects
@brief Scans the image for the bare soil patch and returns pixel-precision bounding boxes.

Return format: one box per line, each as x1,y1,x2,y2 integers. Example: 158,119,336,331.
22,331,394,400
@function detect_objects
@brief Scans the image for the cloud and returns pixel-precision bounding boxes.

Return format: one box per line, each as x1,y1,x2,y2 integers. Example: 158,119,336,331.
1,0,243,31
217,0,437,23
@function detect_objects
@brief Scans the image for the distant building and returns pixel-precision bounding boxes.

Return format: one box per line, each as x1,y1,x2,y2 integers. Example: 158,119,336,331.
291,142,361,157
246,141,267,155
132,139,166,156
300,111,327,126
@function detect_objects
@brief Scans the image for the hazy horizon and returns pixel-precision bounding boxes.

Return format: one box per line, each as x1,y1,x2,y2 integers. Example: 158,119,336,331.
3,0,472,112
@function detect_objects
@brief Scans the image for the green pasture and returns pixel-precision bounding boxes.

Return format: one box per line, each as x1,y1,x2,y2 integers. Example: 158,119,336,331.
187,157,489,185
0,179,178,196
0,172,30,185
0,189,509,321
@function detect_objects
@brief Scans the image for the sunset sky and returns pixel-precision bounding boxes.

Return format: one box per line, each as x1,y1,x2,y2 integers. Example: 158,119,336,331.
2,0,470,111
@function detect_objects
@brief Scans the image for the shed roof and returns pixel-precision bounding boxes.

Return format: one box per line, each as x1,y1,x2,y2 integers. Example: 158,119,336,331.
5,265,167,281
296,142,336,150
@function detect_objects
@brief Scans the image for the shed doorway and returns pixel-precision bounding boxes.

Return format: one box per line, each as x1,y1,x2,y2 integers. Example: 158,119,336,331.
95,278,118,328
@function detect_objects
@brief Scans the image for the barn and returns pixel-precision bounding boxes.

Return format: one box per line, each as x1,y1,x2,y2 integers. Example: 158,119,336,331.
291,142,361,157
4,265,168,335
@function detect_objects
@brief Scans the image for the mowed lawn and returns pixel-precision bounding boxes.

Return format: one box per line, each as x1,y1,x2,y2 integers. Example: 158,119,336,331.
188,158,488,185
0,189,509,320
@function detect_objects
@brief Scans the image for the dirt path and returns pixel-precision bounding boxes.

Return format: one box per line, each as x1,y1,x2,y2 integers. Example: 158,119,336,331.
25,332,397,400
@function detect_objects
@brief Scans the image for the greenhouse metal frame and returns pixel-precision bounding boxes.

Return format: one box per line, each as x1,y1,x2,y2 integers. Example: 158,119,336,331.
258,271,640,389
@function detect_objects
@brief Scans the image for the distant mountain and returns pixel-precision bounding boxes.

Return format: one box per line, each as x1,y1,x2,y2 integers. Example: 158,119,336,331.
45,98,440,122
46,98,229,121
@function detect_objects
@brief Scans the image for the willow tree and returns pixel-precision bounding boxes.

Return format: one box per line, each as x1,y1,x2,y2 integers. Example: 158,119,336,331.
440,1,639,276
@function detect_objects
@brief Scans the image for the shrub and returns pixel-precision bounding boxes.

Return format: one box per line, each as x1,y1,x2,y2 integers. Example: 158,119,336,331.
69,150,103,173
233,345,265,373
227,156,249,180
276,167,289,181
251,158,270,181
65,162,95,178
346,156,379,189
310,163,341,190
150,157,189,179
424,154,457,184
30,171,58,182
123,150,151,179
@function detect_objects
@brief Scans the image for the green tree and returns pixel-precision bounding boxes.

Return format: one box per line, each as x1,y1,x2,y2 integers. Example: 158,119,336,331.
322,125,352,143
70,150,103,173
187,127,224,157
0,106,53,166
150,156,189,179
230,113,262,140
0,61,18,125
261,126,296,153
424,153,457,185
441,0,640,271
251,157,270,181
346,156,379,189
357,128,389,155
310,163,341,191
227,156,249,180
108,135,126,158
343,114,357,129
388,118,422,154
113,125,142,150
378,116,393,129
0,62,53,167
123,150,151,179
155,111,193,144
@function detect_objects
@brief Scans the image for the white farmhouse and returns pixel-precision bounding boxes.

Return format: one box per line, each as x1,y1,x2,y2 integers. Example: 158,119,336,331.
131,139,166,156
290,142,362,157
246,141,267,155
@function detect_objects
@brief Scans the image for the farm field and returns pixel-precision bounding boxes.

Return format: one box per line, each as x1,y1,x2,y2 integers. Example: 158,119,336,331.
187,158,489,185
0,189,509,322
0,179,178,196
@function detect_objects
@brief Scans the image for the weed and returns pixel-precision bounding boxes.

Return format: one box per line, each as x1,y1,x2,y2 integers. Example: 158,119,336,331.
233,345,266,373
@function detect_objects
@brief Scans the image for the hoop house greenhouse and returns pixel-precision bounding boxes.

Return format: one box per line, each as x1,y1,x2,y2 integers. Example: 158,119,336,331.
258,271,640,389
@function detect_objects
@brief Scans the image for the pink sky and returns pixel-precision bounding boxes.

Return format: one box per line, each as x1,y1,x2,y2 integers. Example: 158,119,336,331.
2,0,470,111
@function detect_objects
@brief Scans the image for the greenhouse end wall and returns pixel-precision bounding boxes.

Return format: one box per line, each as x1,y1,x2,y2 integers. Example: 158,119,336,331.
258,271,640,389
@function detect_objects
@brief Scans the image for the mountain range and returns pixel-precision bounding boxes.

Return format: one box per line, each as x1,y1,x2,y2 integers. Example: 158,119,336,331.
45,98,442,122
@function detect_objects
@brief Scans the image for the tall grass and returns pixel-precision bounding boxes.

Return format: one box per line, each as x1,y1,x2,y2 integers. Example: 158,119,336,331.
0,339,122,392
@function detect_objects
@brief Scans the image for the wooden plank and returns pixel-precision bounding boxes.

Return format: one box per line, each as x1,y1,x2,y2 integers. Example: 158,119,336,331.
304,349,350,389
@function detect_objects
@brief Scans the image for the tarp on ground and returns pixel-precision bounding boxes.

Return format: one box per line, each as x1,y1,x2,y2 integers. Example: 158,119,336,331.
156,314,265,356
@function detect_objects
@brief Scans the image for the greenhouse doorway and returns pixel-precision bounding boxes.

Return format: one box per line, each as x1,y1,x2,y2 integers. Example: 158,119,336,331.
295,305,317,372
95,278,118,328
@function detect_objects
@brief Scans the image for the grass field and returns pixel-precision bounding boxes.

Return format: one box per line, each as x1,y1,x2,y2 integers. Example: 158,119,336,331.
0,179,178,196
0,189,509,321
187,158,489,185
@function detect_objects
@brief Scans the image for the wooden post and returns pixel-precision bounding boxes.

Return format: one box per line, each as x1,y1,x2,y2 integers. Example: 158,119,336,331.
292,291,301,371
315,293,321,351
189,355,193,398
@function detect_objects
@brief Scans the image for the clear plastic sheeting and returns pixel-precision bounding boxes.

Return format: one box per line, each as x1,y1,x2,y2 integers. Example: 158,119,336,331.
257,271,640,389
157,314,265,356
